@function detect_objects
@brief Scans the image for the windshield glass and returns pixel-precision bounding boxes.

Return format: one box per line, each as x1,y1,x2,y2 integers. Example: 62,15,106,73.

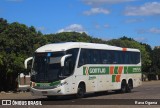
31,48,79,83
31,52,65,83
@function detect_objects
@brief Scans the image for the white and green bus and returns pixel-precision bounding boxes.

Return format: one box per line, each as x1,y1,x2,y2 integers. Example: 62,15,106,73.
24,42,142,98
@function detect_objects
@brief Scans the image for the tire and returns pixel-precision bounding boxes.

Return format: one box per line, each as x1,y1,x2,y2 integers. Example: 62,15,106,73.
76,83,85,98
126,80,133,93
121,81,127,93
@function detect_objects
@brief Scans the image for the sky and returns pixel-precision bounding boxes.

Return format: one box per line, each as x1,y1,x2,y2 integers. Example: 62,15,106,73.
0,0,160,47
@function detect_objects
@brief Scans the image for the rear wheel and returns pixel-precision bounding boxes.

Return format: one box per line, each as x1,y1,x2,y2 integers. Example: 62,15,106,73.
121,80,127,93
76,83,85,98
126,80,133,93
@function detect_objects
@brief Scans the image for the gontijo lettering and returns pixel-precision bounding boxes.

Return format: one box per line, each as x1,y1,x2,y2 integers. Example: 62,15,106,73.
89,68,106,74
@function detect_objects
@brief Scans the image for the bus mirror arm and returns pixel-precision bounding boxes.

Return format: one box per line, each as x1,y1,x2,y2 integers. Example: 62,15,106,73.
61,54,72,67
24,57,33,69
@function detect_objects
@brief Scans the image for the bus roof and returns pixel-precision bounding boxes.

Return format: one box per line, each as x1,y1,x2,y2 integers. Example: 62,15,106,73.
36,42,140,52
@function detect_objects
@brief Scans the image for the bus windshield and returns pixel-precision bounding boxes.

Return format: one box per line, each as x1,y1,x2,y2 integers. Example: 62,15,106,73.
31,52,65,83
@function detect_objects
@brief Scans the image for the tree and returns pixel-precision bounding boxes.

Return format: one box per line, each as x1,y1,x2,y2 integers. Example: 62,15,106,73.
0,18,8,33
0,19,41,91
152,47,160,75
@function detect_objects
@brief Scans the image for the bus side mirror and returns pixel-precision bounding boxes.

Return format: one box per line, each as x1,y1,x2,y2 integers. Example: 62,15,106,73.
24,57,33,69
61,54,72,67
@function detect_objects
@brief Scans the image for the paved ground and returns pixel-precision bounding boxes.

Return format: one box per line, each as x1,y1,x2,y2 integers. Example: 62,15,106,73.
0,81,160,108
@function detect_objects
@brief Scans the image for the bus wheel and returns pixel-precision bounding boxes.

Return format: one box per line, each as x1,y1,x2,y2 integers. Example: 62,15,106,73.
76,83,85,98
126,80,133,93
121,80,127,93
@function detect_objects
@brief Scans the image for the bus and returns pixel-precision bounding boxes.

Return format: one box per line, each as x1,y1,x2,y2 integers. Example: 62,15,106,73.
24,42,142,98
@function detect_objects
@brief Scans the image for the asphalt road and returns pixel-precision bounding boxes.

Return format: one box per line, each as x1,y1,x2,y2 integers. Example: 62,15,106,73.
0,81,160,108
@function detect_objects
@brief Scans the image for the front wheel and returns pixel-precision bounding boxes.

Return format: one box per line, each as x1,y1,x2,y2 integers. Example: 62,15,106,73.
76,84,85,98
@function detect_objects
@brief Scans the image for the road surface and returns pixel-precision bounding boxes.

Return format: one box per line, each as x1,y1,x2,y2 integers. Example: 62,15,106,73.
0,81,160,108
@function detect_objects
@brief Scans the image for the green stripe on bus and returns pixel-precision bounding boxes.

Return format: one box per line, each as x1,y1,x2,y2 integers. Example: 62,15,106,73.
105,67,109,74
124,66,128,74
36,80,61,87
114,66,118,74
50,80,60,86
37,84,40,87
83,66,141,75
128,66,141,74
83,67,86,75
112,75,116,82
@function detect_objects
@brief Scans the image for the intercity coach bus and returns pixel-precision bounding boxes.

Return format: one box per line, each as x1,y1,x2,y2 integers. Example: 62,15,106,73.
24,42,142,98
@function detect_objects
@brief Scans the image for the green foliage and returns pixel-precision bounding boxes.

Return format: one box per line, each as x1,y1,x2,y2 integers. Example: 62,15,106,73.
0,18,8,33
0,21,40,74
44,32,107,44
0,18,42,91
152,47,160,75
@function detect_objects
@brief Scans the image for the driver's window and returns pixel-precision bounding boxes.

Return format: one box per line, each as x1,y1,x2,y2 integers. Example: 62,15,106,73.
64,57,73,76
64,48,79,75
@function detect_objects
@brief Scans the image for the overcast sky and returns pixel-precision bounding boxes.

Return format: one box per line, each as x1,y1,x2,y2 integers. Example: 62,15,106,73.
0,0,160,47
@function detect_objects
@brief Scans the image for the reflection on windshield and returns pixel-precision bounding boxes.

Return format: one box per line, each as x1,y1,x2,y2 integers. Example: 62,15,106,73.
31,48,79,83
31,52,64,83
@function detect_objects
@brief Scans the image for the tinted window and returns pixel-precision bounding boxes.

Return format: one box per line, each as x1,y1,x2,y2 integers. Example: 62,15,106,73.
101,50,111,64
92,49,101,64
66,48,79,74
78,48,140,67
134,52,140,64
78,49,103,67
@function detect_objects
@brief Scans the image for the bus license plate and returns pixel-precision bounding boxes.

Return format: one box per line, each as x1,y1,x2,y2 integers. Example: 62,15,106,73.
42,91,48,94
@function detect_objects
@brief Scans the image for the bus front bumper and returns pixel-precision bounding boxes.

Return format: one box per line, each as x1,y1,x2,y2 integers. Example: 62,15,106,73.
30,87,63,96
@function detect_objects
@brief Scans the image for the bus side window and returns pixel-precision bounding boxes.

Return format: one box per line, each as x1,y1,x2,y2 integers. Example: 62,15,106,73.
87,49,92,64
123,52,127,64
92,49,101,64
108,50,114,64
78,49,84,67
96,49,101,64
119,51,123,64
113,51,118,64
135,52,140,64
92,50,97,64
130,52,135,64
90,49,94,64
122,51,127,64
64,57,73,76
67,48,79,69
101,50,108,64
103,50,109,64
78,49,89,67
